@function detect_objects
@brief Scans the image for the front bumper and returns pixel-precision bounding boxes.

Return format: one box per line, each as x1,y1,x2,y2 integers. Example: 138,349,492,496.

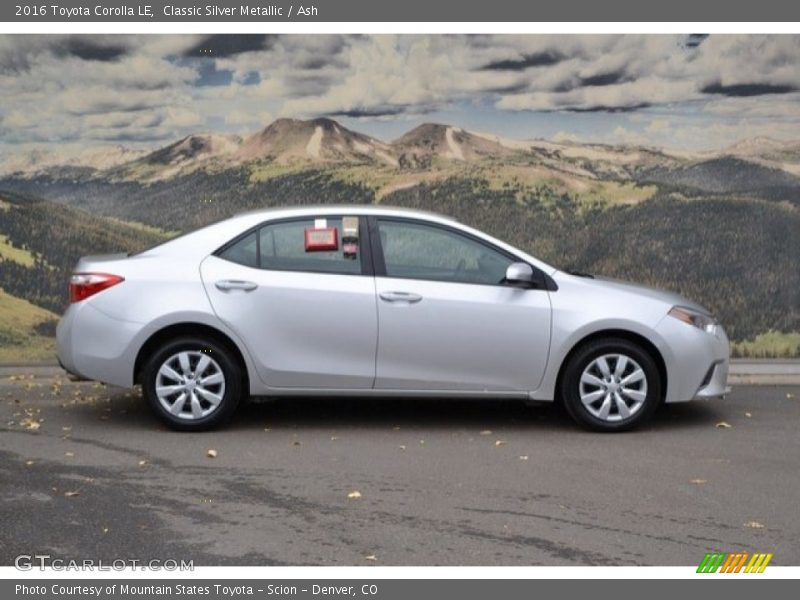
654,315,731,403
693,359,731,399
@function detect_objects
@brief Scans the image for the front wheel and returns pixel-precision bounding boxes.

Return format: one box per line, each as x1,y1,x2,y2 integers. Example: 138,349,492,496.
142,336,242,431
561,338,662,432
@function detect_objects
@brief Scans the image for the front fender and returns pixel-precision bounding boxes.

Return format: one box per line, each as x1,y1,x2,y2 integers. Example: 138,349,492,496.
531,317,675,403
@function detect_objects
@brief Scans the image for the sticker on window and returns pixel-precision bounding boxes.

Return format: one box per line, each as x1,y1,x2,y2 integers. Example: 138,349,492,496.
342,216,359,259
304,227,338,252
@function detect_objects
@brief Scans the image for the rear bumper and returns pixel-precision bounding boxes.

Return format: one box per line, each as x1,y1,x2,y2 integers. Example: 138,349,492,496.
56,301,142,388
56,356,89,382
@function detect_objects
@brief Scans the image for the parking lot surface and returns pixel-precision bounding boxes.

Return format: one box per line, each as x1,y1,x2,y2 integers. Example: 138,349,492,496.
1,367,798,566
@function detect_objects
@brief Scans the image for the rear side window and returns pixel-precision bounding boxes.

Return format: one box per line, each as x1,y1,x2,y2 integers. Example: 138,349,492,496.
218,231,258,268
218,217,363,275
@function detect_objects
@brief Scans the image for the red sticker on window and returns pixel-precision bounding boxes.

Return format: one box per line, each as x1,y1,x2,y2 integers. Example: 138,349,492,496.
304,227,338,252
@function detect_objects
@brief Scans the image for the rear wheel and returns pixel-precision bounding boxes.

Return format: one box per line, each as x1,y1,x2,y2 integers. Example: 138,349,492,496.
142,336,242,431
561,338,662,432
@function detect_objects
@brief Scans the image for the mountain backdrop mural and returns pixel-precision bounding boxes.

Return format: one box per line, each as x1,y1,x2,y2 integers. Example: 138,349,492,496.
1,34,799,359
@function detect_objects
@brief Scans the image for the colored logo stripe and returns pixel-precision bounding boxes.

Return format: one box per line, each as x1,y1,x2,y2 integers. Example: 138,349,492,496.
745,553,773,573
697,553,726,573
720,553,749,573
697,552,773,573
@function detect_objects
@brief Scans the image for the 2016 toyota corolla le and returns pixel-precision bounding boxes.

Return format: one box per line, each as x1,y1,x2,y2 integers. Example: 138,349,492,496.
56,206,730,432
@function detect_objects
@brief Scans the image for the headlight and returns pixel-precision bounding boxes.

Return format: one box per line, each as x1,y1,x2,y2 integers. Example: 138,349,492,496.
668,306,718,335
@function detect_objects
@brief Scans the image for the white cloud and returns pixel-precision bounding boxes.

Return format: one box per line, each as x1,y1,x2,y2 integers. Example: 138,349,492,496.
224,109,274,127
552,130,582,143
1,34,799,150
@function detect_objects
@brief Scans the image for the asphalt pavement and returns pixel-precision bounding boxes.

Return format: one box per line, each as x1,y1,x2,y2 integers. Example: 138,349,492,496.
0,366,798,566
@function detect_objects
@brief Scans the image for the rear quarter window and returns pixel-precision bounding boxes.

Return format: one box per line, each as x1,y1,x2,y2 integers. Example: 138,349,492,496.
218,231,258,268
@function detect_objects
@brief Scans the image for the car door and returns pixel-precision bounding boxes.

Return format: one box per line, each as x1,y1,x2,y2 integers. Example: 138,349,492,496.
200,215,378,389
371,217,552,392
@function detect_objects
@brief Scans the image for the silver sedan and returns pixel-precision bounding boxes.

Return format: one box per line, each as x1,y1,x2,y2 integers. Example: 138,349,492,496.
57,206,730,431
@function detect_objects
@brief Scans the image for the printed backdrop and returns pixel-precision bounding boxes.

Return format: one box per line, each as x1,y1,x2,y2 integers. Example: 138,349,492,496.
0,34,798,359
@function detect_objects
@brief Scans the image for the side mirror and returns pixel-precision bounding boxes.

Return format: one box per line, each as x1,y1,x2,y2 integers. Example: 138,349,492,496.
505,262,535,286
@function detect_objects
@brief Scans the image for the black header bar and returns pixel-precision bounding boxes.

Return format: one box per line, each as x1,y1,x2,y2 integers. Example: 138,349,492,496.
3,0,800,23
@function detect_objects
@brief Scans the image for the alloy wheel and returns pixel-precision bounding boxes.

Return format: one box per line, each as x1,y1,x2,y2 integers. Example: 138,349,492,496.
155,351,226,420
579,353,648,422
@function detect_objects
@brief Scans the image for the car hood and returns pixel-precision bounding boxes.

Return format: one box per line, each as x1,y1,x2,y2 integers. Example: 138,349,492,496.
555,272,711,315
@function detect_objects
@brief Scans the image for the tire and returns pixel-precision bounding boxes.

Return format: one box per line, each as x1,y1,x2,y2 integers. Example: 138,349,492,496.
560,337,662,432
142,336,242,431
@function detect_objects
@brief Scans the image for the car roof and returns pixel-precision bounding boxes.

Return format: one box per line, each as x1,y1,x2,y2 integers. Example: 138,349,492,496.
142,204,556,275
236,205,457,223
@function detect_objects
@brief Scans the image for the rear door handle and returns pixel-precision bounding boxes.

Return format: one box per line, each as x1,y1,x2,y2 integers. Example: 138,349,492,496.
215,279,258,292
379,291,423,304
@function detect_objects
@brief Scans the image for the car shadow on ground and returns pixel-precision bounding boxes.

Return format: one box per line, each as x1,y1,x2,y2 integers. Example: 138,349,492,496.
81,387,730,434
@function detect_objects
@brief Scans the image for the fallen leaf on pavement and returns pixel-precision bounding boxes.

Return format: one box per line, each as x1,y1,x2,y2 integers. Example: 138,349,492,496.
206,449,218,458
715,421,732,429
745,521,765,529
347,490,362,499
20,417,40,431
495,440,507,447
292,440,302,446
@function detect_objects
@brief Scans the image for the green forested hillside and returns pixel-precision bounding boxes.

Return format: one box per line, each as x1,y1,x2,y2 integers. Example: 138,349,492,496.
637,157,800,202
0,288,57,362
0,190,168,315
0,169,374,232
1,164,798,357
378,180,800,343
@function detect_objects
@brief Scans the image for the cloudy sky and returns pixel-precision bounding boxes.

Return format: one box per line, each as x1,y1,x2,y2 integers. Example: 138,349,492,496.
1,34,799,152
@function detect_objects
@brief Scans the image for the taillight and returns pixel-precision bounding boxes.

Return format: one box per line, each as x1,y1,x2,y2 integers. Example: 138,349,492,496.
69,273,124,303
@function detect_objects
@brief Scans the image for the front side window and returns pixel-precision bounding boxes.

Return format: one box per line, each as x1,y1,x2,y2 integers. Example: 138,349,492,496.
377,220,513,285
218,217,362,275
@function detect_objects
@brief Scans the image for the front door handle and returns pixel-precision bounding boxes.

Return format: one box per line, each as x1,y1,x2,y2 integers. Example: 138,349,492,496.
379,291,423,304
215,280,258,292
